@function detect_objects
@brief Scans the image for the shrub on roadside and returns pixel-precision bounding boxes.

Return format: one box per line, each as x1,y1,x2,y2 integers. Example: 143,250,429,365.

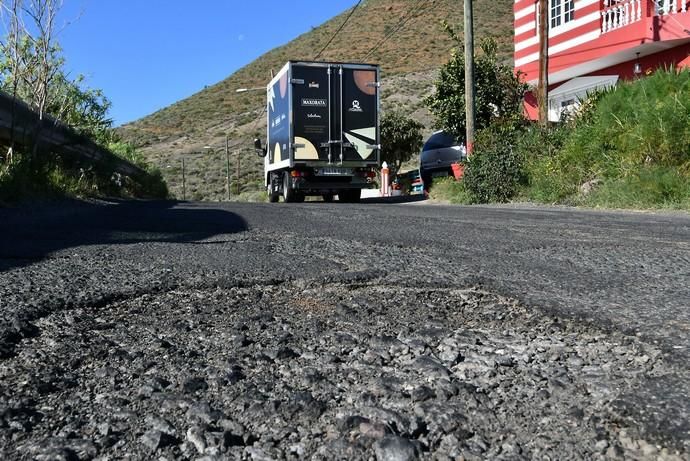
231,190,268,202
123,167,169,199
0,145,169,203
0,152,90,202
579,166,690,209
525,69,690,204
108,141,169,199
428,176,473,204
463,118,527,203
426,35,528,141
518,124,570,202
426,69,690,209
586,69,690,170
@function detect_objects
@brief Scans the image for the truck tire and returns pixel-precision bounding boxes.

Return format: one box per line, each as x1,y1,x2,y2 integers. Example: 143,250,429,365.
282,172,304,203
282,172,294,202
267,184,279,203
339,189,361,203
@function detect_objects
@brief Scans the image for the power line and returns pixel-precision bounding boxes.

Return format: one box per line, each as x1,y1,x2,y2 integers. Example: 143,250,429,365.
313,1,362,60
361,0,431,61
362,0,429,61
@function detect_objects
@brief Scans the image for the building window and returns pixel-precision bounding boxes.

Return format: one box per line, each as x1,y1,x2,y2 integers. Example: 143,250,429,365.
549,0,574,28
550,0,562,27
564,0,575,22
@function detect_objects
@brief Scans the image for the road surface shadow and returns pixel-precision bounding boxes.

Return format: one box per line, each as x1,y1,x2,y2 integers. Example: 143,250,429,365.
0,200,248,272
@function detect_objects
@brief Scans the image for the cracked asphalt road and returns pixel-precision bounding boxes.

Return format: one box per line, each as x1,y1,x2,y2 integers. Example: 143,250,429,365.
0,199,688,460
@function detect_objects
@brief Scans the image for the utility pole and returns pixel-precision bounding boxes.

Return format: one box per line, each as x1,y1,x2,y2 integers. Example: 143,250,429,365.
464,0,476,155
181,157,186,200
537,0,549,127
236,150,241,195
225,135,231,201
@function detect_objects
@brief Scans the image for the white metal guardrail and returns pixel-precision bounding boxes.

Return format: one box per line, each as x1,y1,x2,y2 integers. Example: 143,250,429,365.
0,90,148,181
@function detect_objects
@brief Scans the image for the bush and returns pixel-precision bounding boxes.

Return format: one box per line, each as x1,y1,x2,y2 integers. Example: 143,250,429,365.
108,141,169,198
516,69,690,209
586,69,690,170
464,144,524,203
0,145,169,203
124,167,169,199
0,152,92,202
231,190,268,202
426,36,528,140
463,118,527,203
428,177,473,204
580,166,690,209
518,124,570,202
528,69,690,202
380,111,423,175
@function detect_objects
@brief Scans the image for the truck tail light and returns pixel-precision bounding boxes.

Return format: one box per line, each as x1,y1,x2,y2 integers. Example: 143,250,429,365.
290,170,302,177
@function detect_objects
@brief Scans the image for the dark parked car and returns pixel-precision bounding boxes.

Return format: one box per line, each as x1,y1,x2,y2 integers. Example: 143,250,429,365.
419,130,466,188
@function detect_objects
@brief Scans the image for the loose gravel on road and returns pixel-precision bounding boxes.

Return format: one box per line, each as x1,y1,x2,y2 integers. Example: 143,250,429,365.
0,200,688,460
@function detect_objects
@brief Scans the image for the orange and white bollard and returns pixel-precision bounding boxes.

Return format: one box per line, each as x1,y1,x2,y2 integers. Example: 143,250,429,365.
380,161,390,197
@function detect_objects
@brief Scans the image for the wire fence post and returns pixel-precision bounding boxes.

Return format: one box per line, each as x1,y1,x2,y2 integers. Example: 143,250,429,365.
182,157,186,200
225,135,231,201
236,150,241,196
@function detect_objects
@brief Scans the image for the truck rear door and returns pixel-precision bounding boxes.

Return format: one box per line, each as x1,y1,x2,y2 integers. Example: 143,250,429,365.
291,65,331,163
291,64,379,165
341,66,379,164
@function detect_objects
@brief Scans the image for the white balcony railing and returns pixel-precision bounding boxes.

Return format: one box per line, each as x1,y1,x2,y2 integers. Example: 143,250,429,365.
602,0,688,33
655,0,687,14
602,0,643,33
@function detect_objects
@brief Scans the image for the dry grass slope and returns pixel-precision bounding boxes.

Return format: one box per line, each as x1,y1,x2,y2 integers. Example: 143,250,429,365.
119,0,514,200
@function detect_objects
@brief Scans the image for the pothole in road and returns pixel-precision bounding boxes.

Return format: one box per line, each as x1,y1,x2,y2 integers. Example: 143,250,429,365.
0,281,685,460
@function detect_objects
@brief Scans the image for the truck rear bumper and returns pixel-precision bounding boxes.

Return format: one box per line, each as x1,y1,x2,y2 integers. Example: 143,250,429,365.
293,177,375,194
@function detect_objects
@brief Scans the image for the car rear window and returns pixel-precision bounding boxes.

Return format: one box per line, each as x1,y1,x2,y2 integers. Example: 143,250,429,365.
422,131,457,151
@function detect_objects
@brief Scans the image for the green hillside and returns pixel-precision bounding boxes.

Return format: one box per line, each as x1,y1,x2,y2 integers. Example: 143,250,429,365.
119,0,514,200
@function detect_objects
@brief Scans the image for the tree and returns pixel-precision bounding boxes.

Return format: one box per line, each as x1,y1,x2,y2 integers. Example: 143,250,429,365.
0,0,64,163
49,73,114,145
380,111,423,175
0,1,166,199
1,0,24,163
425,34,527,141
0,0,114,151
0,0,63,120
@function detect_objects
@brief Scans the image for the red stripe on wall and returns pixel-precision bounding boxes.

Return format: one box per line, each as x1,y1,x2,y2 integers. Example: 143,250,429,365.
514,20,601,61
514,12,535,29
522,43,690,120
515,30,536,45
514,1,535,14
516,21,650,81
514,2,602,49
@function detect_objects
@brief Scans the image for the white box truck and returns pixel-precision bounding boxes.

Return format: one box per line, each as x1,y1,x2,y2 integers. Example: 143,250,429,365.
256,61,381,202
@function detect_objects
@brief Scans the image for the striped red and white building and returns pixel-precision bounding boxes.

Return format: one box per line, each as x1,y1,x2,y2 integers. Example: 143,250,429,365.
514,0,690,120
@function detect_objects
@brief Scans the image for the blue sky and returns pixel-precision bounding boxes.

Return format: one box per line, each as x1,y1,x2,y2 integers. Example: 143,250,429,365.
58,1,358,126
